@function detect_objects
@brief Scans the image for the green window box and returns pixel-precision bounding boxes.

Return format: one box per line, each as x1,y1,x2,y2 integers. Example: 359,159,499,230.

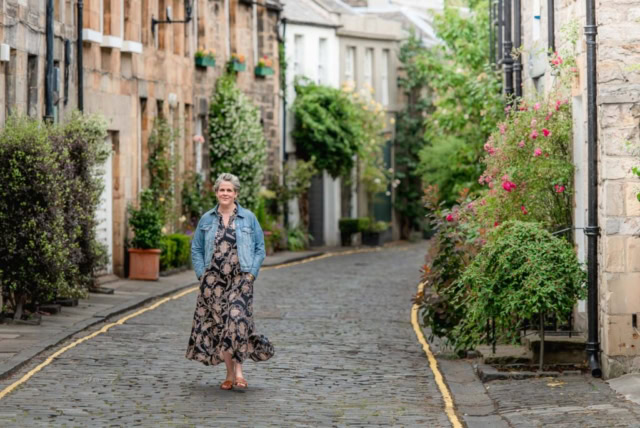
195,56,216,68
232,60,246,72
254,65,274,77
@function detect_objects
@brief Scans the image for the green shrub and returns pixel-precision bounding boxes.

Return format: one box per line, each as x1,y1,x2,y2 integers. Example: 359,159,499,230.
168,233,191,267
0,116,78,318
147,118,179,225
287,226,312,251
209,74,267,211
160,237,177,271
51,112,110,288
181,172,215,230
128,189,163,249
338,218,359,235
453,221,586,352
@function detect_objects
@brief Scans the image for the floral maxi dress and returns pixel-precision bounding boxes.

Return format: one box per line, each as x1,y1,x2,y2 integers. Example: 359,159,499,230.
185,207,274,365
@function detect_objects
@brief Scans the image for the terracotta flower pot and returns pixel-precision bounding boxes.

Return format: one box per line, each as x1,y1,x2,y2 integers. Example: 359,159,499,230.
128,248,161,280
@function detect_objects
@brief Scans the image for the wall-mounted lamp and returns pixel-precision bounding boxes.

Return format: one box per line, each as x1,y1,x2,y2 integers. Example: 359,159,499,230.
152,0,194,36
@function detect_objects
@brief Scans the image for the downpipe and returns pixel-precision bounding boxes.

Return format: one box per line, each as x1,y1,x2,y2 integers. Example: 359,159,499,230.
585,0,602,378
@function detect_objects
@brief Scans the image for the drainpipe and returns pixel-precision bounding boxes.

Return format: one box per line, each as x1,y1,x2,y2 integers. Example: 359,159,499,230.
489,1,494,65
45,0,54,122
77,0,84,111
548,0,555,53
497,0,503,65
585,0,602,378
280,17,288,227
513,0,522,99
502,0,513,99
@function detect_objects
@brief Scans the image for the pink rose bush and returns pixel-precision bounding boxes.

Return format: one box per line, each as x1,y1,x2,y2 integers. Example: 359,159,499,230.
472,93,574,230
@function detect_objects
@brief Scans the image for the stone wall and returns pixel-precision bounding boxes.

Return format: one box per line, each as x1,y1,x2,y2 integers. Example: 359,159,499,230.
518,0,640,378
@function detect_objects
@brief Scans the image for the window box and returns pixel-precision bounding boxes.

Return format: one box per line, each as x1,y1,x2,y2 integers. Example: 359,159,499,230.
195,56,216,68
254,65,274,77
232,59,246,72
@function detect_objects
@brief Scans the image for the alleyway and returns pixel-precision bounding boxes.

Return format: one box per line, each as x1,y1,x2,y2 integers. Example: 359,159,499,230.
0,243,451,426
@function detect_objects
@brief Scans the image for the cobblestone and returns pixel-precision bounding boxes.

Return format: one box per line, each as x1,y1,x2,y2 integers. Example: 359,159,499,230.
0,242,450,426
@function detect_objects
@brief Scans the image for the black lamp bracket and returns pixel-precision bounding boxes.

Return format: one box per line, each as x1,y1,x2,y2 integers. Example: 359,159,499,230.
152,2,194,36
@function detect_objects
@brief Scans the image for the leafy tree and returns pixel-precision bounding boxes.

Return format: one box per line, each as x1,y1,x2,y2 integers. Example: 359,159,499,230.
292,80,363,179
416,1,503,204
454,221,586,367
208,74,268,211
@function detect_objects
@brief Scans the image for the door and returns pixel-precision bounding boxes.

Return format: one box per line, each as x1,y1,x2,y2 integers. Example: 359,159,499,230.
372,140,392,223
95,136,114,275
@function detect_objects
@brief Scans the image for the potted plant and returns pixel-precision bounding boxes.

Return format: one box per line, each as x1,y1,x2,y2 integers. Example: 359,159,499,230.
195,48,216,68
362,220,390,247
128,189,163,280
255,55,274,77
230,52,246,72
338,217,370,246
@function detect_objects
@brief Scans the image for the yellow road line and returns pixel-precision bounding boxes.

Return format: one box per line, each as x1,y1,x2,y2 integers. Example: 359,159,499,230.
0,245,404,401
411,281,463,428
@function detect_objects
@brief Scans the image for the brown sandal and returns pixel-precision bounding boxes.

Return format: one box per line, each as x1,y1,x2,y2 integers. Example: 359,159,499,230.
233,377,248,388
220,380,234,390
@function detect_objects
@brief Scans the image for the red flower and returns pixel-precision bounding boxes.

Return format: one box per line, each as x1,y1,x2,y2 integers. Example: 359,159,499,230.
446,214,454,222
520,205,528,215
554,184,566,193
530,130,539,140
502,181,517,192
542,128,552,137
494,221,500,227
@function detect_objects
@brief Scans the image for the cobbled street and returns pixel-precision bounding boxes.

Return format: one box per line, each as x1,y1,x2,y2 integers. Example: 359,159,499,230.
0,242,452,427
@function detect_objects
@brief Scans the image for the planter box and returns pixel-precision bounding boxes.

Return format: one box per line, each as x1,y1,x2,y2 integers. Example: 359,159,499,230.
232,60,246,72
340,231,362,247
128,248,161,280
255,65,274,77
362,228,392,247
195,56,216,68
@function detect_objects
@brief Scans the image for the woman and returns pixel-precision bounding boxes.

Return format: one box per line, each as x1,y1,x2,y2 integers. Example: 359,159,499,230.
186,173,274,390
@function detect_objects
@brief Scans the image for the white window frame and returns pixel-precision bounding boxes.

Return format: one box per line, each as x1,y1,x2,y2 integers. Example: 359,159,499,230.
318,38,328,85
381,49,390,106
345,46,355,86
364,48,374,96
294,34,304,77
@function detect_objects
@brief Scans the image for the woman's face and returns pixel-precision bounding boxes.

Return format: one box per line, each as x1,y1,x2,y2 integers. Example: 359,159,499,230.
216,181,237,206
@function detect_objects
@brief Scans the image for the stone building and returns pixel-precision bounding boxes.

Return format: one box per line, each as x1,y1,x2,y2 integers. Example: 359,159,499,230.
499,0,640,378
0,0,282,278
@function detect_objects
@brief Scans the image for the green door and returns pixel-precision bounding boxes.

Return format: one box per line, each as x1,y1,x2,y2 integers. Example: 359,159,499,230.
372,140,392,223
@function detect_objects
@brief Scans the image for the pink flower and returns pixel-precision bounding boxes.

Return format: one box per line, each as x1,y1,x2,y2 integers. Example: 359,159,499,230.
534,102,541,111
518,140,525,148
467,202,475,210
446,214,454,222
519,104,528,111
505,105,512,114
530,130,539,140
502,174,510,181
502,181,517,192
534,148,543,157
554,184,566,193
484,143,496,155
555,100,562,111
521,205,528,215
499,123,507,135
552,52,563,66
480,199,487,206
542,128,552,137
545,113,553,121
531,118,538,128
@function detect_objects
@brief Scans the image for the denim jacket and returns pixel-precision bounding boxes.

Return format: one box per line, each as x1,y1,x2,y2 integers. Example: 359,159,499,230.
191,203,266,281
